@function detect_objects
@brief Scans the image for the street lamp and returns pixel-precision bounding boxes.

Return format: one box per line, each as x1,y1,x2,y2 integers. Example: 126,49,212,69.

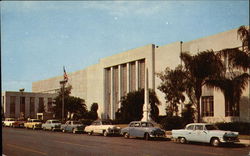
60,80,67,122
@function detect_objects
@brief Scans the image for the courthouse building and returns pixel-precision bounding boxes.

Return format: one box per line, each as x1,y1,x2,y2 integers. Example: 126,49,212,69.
31,27,249,123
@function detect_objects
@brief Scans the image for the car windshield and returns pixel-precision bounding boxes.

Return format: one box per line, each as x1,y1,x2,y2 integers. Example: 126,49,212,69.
33,120,41,122
72,121,81,124
52,120,60,123
102,121,112,125
205,125,219,130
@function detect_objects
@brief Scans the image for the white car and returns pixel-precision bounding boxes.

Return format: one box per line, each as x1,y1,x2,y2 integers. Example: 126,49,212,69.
172,123,239,146
84,120,121,136
3,118,16,127
42,119,61,131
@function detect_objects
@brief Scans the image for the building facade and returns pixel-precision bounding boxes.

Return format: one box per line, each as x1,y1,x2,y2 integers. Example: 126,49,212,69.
32,27,250,123
1,91,57,119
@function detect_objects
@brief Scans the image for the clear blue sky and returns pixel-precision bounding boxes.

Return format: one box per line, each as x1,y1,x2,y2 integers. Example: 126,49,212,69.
1,1,249,92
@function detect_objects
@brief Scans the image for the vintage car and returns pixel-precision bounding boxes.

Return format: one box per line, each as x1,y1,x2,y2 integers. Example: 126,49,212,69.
3,118,16,127
172,123,239,146
120,121,165,140
42,119,61,131
61,120,84,133
12,120,26,128
84,120,121,136
24,119,42,130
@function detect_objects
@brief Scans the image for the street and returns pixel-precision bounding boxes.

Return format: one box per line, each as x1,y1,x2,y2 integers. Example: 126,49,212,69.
2,127,250,156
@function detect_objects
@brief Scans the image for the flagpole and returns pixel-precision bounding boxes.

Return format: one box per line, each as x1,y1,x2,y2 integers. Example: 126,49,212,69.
60,66,68,122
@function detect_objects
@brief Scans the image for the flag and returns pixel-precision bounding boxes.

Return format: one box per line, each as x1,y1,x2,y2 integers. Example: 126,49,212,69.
63,66,68,82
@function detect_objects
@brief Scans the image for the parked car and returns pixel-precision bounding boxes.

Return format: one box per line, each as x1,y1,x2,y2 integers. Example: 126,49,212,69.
42,119,61,131
61,120,84,133
172,123,239,147
24,119,42,130
3,118,16,127
121,121,165,140
84,120,121,136
12,120,26,128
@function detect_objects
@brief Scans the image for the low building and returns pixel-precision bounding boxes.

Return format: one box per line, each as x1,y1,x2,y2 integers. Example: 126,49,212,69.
32,27,250,123
1,91,57,119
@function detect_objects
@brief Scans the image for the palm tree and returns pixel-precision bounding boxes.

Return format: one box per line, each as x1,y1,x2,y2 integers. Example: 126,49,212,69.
206,73,249,116
180,51,224,122
237,25,249,53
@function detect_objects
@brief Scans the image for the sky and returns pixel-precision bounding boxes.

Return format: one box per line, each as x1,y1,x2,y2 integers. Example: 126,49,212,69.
1,1,249,92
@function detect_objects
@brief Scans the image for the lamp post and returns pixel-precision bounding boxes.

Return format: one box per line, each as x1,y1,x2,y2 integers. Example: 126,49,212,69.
60,80,67,122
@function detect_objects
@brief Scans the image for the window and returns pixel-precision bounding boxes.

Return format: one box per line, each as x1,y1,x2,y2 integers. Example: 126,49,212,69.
129,123,135,127
20,97,25,117
225,100,239,117
134,123,140,127
129,62,136,92
47,98,53,112
138,59,145,89
186,125,194,130
10,96,16,117
38,97,44,113
195,125,204,130
201,96,214,117
30,97,35,117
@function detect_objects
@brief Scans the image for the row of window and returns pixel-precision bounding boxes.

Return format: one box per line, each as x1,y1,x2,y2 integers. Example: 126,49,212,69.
201,96,239,117
8,96,53,118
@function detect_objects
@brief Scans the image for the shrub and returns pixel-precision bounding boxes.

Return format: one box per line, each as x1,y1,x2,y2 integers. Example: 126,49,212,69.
79,119,94,126
160,116,184,130
215,122,250,135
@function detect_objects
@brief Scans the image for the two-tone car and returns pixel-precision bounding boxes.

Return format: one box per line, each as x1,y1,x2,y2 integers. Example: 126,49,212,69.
3,118,16,127
84,120,121,136
42,119,61,131
24,119,43,130
61,120,84,133
121,121,165,140
172,123,239,146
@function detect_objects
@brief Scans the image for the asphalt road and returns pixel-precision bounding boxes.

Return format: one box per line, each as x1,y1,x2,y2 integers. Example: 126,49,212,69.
2,127,250,156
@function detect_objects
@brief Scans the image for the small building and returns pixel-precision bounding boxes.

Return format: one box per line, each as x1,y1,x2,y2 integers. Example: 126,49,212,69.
1,91,57,119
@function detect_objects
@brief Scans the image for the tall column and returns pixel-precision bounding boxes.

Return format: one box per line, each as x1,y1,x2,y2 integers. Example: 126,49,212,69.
135,61,139,90
118,65,121,109
110,67,114,120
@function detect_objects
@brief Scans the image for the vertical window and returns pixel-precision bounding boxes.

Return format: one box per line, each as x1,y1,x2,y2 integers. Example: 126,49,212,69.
47,98,53,112
121,64,127,97
10,96,16,117
138,59,145,89
38,97,44,113
20,97,25,117
225,100,239,117
129,62,136,92
30,97,35,117
201,96,214,117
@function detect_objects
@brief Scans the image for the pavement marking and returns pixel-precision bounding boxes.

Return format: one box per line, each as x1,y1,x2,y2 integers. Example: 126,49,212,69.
6,144,47,155
54,140,94,148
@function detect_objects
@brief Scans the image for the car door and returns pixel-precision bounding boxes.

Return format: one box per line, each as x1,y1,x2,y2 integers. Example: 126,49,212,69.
192,125,207,142
131,122,141,137
185,125,195,141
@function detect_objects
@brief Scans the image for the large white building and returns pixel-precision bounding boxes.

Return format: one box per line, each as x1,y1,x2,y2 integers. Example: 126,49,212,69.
32,27,250,123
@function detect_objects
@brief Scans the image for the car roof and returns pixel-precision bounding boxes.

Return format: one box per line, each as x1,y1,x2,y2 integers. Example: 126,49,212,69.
186,123,213,126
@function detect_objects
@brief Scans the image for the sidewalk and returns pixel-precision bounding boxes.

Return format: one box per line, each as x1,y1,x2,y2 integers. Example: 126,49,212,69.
238,139,250,146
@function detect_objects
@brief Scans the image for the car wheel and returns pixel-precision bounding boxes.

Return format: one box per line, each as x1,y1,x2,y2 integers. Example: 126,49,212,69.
179,137,186,144
103,131,108,137
124,133,130,139
144,133,150,141
43,127,46,131
51,128,54,131
73,128,76,134
32,126,35,130
211,138,220,147
62,129,65,133
88,131,93,135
